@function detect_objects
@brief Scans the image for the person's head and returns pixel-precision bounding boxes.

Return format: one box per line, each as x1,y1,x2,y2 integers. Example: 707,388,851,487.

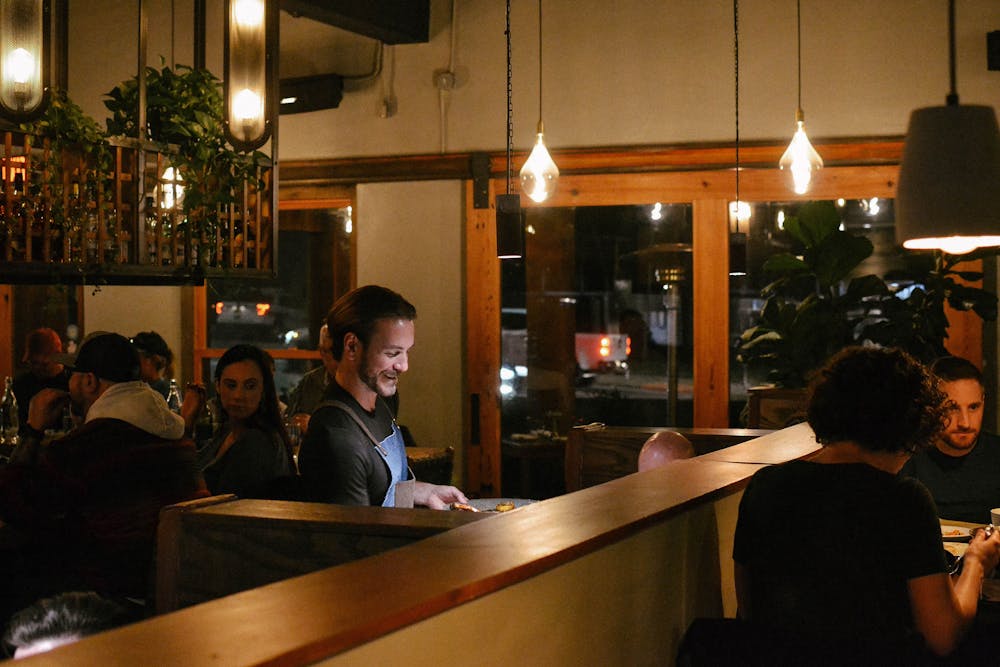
638,430,695,472
807,346,946,456
130,331,173,383
930,356,986,456
326,285,417,398
4,591,130,659
214,344,285,432
21,328,64,380
57,332,141,417
318,324,337,379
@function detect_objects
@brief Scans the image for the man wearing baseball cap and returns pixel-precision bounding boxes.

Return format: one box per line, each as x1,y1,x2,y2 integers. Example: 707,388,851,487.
0,332,208,623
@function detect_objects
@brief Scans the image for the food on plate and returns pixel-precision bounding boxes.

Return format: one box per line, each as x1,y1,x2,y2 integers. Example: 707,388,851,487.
495,501,516,512
451,502,479,512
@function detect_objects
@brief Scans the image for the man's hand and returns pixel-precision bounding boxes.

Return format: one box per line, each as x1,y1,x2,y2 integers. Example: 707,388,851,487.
26,389,70,433
413,481,469,510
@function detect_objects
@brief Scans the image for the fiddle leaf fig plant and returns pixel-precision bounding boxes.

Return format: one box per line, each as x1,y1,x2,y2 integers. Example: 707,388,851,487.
738,200,998,389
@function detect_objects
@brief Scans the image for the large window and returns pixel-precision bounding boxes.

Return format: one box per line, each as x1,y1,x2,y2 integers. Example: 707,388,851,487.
501,203,695,439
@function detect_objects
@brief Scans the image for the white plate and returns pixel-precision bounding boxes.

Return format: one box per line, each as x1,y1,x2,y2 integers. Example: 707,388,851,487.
941,524,972,540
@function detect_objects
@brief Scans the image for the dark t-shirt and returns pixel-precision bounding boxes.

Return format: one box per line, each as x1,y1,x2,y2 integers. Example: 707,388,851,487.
900,433,1000,524
297,380,396,506
734,461,946,645
197,425,292,497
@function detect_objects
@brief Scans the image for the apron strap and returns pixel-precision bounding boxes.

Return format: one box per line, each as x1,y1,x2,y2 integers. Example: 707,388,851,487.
316,400,387,456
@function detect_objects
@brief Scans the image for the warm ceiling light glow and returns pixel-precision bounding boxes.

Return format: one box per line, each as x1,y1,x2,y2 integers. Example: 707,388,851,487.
904,235,1000,255
729,200,751,224
779,117,823,194
6,48,33,85
519,130,559,203
233,0,264,26
232,88,263,122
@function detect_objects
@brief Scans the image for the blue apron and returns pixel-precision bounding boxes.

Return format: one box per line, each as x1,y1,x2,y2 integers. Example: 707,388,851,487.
377,421,410,507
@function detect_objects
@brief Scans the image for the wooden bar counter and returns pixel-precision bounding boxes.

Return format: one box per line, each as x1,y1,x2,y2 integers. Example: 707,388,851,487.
18,424,819,666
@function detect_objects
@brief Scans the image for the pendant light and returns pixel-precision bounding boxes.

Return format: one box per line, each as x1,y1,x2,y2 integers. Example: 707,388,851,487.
0,0,50,122
778,0,822,195
519,0,558,204
223,0,276,152
497,0,522,259
729,0,748,277
895,0,1000,254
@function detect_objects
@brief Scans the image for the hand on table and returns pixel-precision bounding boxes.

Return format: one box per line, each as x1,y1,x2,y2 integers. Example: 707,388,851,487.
413,481,469,510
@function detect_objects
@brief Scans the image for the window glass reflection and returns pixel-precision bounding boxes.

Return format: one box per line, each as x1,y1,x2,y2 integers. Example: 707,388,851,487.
501,203,695,442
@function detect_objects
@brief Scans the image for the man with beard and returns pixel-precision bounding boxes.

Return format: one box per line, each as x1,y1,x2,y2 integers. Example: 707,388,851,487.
298,285,467,509
0,332,207,623
900,356,1000,523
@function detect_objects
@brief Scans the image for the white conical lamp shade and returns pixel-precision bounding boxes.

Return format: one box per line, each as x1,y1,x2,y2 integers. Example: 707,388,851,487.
896,104,1000,254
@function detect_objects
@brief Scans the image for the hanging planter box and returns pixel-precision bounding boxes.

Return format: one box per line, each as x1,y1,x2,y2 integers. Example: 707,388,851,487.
0,129,274,284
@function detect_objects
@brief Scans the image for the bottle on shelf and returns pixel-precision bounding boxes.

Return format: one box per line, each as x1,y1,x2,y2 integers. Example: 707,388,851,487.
144,196,158,264
166,379,182,414
1,376,20,450
8,173,26,261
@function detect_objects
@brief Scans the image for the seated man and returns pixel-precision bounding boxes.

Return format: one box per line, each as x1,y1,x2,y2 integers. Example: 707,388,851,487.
900,355,1000,524
298,286,466,509
12,328,71,428
0,333,208,621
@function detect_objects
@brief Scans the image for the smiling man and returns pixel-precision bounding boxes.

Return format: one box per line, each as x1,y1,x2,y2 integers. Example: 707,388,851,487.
900,356,1000,524
298,285,467,509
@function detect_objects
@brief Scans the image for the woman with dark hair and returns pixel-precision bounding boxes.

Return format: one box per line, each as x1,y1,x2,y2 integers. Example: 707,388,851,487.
733,346,1000,663
196,344,295,497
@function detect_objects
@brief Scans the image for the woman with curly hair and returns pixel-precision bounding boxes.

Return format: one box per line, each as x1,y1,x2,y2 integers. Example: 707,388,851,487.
197,344,295,497
733,346,1000,663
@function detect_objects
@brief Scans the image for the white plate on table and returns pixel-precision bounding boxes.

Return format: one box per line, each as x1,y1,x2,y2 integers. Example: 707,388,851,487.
941,525,973,541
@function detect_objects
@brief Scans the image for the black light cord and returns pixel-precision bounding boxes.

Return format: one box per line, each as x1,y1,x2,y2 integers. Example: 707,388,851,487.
505,0,513,194
734,0,740,232
537,0,543,124
796,0,802,112
946,0,958,105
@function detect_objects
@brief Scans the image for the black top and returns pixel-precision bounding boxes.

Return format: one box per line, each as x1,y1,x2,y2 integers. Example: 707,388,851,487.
197,425,292,498
297,380,396,506
734,460,945,646
900,432,1000,524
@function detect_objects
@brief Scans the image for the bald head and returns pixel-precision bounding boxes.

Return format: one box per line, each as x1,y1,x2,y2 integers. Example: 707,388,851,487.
638,431,695,472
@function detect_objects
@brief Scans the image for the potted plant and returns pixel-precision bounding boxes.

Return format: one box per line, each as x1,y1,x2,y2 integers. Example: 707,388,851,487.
737,200,997,427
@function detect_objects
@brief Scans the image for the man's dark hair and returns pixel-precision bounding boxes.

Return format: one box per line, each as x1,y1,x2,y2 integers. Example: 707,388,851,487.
931,355,984,388
326,285,416,361
3,592,130,656
807,346,946,454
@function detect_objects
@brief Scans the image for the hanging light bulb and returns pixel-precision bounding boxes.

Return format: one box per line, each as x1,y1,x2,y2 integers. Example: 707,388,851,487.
520,122,559,203
779,110,823,194
520,0,558,203
779,0,822,194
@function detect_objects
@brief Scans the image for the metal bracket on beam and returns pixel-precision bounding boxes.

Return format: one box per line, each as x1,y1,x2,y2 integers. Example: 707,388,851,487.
471,152,490,209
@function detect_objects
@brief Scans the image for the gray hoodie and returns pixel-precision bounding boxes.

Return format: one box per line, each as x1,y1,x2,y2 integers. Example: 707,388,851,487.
85,380,185,439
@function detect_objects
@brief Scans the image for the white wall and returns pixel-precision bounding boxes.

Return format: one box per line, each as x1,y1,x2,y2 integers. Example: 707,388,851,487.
356,181,464,458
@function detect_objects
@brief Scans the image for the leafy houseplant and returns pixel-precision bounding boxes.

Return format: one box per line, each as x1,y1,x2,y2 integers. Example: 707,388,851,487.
737,201,997,389
104,63,267,264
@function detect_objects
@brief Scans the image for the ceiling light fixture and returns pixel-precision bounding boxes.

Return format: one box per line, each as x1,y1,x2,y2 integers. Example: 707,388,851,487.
497,0,522,259
778,0,822,195
0,0,49,122
895,0,1000,254
223,0,276,152
519,0,558,204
